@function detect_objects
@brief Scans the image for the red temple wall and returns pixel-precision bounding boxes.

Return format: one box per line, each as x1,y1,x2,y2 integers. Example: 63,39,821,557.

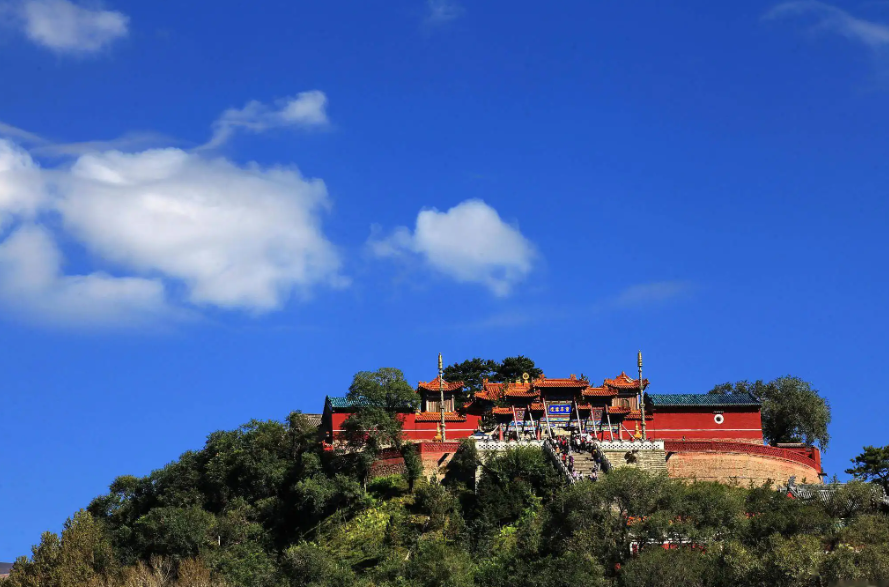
328,406,765,444
327,412,482,442
648,408,763,444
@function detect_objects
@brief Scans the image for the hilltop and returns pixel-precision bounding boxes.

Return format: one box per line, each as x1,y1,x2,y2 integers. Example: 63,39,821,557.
2,408,889,587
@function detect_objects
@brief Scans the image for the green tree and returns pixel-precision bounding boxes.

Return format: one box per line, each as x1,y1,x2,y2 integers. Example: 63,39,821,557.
341,368,418,485
475,447,560,531
6,511,116,587
619,547,709,587
347,368,418,412
133,506,216,560
401,443,423,494
709,376,831,450
404,538,475,587
443,356,543,392
761,534,823,587
846,445,889,493
495,356,542,383
280,542,357,587
443,358,498,394
444,438,480,489
205,541,277,587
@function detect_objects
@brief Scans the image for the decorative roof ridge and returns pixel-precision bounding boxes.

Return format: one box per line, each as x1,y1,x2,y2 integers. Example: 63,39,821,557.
417,377,464,392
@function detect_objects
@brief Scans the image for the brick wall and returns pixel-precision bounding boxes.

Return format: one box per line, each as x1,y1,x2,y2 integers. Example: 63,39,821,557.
666,450,822,486
370,442,461,480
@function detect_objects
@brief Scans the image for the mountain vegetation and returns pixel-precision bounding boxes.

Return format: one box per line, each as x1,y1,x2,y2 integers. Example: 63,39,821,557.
3,369,882,587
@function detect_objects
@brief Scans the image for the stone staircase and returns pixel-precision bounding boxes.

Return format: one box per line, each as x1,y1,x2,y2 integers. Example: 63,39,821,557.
569,452,600,476
544,439,668,482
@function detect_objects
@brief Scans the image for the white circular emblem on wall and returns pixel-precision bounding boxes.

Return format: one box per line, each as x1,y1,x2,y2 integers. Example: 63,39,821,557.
714,414,725,425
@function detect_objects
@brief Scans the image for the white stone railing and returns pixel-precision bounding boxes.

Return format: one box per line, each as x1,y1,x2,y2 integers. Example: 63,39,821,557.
596,440,665,451
474,438,543,452
543,438,575,484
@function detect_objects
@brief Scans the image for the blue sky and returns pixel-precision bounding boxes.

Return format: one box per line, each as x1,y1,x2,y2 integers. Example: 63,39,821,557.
1,0,888,559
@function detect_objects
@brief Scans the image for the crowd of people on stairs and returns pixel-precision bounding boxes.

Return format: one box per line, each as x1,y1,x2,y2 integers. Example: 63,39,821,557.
551,432,605,482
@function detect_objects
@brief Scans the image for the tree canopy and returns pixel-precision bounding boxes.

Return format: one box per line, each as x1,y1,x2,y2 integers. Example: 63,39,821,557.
709,375,831,451
442,356,543,394
342,368,418,484
442,358,498,393
5,369,879,587
846,445,889,493
347,367,418,412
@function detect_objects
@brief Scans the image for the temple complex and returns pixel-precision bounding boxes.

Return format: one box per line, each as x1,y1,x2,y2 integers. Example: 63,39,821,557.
320,365,824,485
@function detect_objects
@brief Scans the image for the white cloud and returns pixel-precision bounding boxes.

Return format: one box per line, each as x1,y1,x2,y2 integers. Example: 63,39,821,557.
424,0,463,26
0,139,48,228
201,91,330,150
0,92,344,327
0,224,169,328
0,142,344,327
20,0,129,54
370,199,536,296
58,148,344,311
766,1,889,50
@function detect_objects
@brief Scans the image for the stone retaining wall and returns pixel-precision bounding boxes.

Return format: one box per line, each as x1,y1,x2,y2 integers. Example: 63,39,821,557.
666,449,821,486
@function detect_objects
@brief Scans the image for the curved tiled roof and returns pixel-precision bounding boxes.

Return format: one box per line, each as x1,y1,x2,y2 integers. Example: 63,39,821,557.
492,407,514,415
648,393,760,408
583,386,617,397
418,377,464,392
607,406,630,415
476,380,505,401
504,382,537,398
624,409,653,421
604,372,649,390
534,374,590,387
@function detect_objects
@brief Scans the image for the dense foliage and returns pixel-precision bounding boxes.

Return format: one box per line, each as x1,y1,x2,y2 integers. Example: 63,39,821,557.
4,369,880,587
6,426,889,586
709,376,831,451
443,356,543,394
847,445,889,493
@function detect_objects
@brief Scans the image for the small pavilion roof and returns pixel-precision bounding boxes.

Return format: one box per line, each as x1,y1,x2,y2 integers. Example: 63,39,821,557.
475,380,504,401
418,377,464,392
604,372,649,390
504,382,538,398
